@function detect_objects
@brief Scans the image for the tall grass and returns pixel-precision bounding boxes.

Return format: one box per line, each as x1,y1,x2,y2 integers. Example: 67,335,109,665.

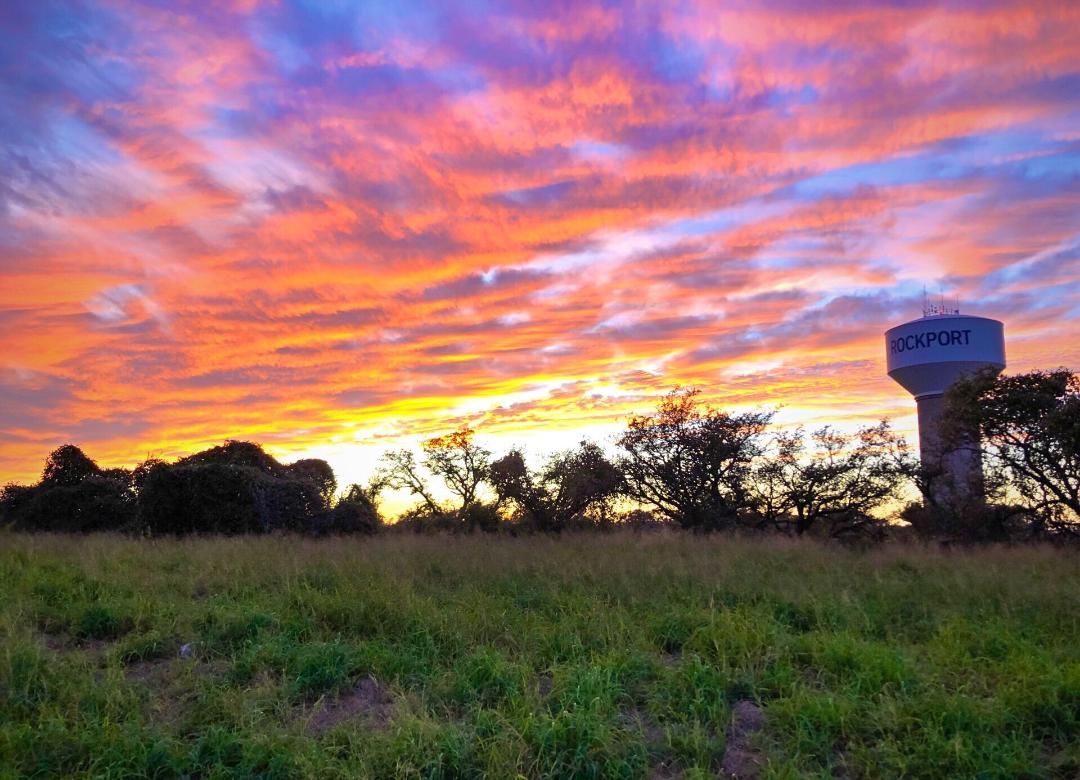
1,532,1077,778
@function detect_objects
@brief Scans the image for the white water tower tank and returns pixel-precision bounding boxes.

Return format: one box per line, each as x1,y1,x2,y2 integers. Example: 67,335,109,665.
885,311,1005,498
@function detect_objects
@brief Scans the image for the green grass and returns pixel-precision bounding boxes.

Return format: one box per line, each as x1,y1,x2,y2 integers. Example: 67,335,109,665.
1,532,1077,779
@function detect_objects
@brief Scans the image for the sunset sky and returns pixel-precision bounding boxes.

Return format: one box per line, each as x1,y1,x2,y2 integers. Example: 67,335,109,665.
1,0,1078,495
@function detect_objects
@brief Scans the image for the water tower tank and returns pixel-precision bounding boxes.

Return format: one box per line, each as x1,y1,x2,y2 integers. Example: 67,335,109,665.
885,312,1005,498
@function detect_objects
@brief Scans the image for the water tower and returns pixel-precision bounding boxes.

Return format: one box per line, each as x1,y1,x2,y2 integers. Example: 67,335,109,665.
885,300,1005,499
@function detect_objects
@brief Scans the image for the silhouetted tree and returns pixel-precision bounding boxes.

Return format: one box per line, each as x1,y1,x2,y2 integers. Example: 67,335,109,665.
41,444,100,485
379,426,495,527
942,368,1080,537
489,442,623,532
289,459,337,509
0,483,35,527
615,508,668,531
177,440,288,476
753,422,909,538
616,389,773,530
23,477,136,532
421,427,490,511
137,441,331,535
379,449,442,516
305,483,382,535
0,445,135,532
132,458,168,494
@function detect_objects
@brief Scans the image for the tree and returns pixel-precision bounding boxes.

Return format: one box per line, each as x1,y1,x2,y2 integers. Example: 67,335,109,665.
489,441,623,532
378,427,492,523
136,441,331,535
41,444,100,485
943,368,1080,537
753,422,910,538
289,459,337,509
178,440,287,476
616,389,773,530
0,483,35,527
1,446,135,532
378,449,442,516
304,483,382,535
421,427,490,511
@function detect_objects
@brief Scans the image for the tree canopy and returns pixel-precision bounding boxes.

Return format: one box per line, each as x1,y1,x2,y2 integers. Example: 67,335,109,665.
753,422,909,538
490,441,622,532
943,368,1080,537
616,389,773,530
4,372,1078,542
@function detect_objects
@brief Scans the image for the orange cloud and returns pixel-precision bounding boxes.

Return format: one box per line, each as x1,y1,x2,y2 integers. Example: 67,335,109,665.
1,0,1077,492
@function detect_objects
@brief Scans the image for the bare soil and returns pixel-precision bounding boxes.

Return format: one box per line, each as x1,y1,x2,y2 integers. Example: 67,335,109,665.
720,700,766,779
305,675,394,734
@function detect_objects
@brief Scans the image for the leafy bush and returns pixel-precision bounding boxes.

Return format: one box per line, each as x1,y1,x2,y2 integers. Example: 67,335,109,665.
2,441,366,537
0,445,135,532
304,486,382,535
899,500,1033,543
393,502,502,533
461,501,502,532
137,461,324,535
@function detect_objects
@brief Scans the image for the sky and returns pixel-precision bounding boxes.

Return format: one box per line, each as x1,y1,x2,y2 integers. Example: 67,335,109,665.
1,0,1078,497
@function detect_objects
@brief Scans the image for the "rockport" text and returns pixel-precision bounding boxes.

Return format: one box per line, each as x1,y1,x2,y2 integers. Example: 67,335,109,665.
890,329,972,354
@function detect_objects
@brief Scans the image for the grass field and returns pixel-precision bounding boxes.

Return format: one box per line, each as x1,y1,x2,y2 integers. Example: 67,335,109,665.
1,532,1078,779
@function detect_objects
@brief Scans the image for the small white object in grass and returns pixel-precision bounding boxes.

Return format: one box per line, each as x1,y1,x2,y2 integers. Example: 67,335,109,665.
179,643,193,658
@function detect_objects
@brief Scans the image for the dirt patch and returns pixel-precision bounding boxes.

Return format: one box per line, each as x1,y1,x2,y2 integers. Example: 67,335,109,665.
720,700,766,779
201,659,230,678
620,705,665,745
124,658,174,686
660,650,682,667
38,633,69,653
537,673,553,699
306,675,393,735
619,705,675,779
39,633,112,665
77,638,111,656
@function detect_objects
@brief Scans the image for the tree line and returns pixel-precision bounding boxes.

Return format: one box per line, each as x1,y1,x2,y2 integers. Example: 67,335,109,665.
2,368,1077,542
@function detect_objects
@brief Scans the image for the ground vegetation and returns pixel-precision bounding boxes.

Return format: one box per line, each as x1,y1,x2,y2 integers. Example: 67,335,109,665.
0,533,1075,778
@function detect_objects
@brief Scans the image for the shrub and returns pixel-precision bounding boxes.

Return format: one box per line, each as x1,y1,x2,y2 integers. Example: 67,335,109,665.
900,501,1033,543
0,483,36,528
0,445,135,533
137,462,323,535
393,502,502,533
304,488,382,535
461,501,502,532
1,476,135,533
